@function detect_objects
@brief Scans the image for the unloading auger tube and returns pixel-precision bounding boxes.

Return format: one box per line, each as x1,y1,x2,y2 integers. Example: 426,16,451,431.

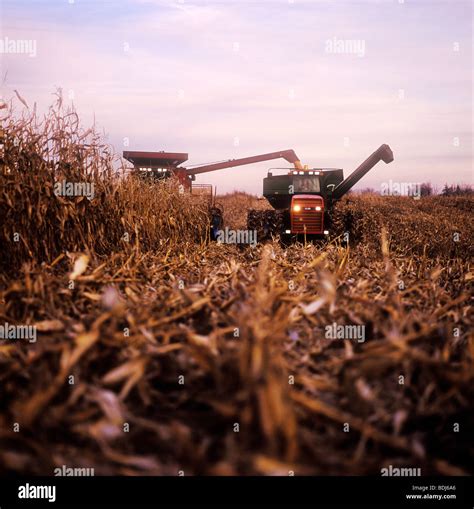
331,144,394,200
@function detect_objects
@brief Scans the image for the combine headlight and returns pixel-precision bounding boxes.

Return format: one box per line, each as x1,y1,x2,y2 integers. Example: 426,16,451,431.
324,230,329,235
315,206,322,211
298,171,304,175
285,229,291,234
293,204,301,212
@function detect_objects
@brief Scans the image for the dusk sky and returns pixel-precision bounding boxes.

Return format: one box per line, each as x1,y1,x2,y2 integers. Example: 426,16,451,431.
1,0,472,193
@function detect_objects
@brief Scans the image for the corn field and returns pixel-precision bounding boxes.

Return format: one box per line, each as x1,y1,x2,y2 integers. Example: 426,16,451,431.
0,99,473,476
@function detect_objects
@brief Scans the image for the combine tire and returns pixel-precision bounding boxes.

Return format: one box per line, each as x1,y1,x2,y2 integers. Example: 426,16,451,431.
247,209,285,241
209,206,224,241
330,203,357,244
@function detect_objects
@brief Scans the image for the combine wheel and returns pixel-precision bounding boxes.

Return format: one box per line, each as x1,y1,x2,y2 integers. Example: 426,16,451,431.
209,206,224,241
247,209,285,241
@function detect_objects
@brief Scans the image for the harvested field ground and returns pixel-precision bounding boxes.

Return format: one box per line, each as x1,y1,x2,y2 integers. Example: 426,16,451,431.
0,103,473,476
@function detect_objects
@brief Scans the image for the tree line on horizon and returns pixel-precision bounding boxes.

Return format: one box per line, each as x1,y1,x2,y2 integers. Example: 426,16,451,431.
355,183,473,197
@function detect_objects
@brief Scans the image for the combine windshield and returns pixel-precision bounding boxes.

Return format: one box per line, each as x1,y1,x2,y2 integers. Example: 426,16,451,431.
293,175,321,193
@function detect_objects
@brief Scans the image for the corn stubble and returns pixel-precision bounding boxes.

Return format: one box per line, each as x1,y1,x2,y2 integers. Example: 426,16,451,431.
0,99,472,475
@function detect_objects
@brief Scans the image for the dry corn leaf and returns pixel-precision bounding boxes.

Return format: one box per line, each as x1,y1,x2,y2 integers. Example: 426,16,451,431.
34,319,64,332
69,254,89,280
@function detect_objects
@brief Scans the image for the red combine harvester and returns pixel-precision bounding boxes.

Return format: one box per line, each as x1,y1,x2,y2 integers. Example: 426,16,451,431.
123,145,394,240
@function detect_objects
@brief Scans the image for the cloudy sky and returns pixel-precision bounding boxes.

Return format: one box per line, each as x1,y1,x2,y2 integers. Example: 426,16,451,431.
1,0,472,193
